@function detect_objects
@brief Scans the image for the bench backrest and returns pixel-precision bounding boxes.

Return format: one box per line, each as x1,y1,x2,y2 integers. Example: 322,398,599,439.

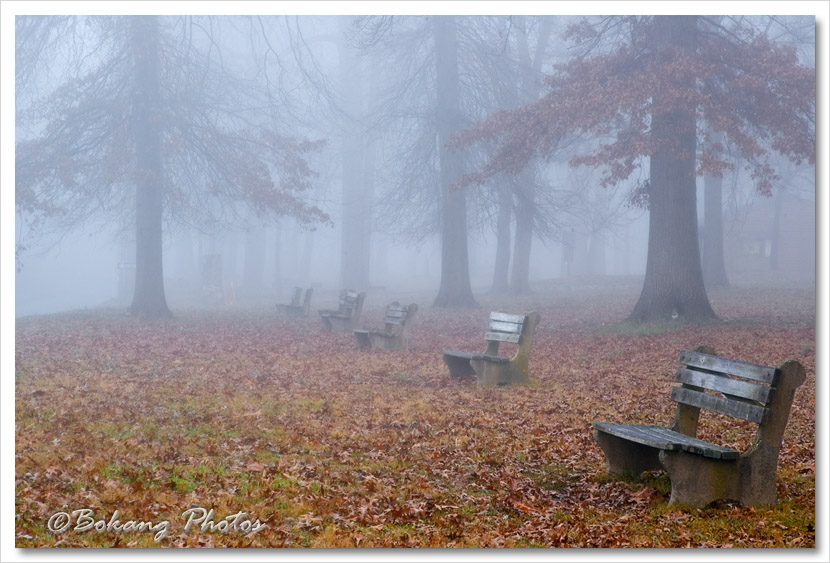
673,350,780,426
484,312,526,344
302,287,314,309
289,287,303,306
339,289,361,311
481,311,542,360
383,302,418,332
335,289,366,320
671,349,806,456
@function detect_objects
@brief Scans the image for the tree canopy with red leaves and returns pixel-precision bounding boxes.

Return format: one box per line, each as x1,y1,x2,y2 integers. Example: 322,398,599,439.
454,15,815,322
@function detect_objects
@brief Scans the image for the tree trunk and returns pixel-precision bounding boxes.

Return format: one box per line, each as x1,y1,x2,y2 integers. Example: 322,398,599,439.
588,233,606,276
510,175,534,293
628,15,716,323
491,186,512,292
273,224,282,291
432,15,477,308
507,17,553,294
129,16,171,318
769,188,783,271
339,20,372,291
244,224,266,297
300,231,314,287
702,166,730,287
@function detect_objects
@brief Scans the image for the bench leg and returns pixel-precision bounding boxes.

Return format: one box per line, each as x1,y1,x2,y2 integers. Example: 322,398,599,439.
354,330,372,349
369,334,403,351
593,429,663,476
320,315,333,332
659,450,745,507
444,354,475,378
470,359,527,386
328,317,352,334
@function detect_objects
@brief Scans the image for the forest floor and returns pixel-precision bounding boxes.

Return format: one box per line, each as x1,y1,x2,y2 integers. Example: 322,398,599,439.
14,276,817,548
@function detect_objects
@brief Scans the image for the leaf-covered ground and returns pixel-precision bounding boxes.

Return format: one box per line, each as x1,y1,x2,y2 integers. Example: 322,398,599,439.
15,278,816,548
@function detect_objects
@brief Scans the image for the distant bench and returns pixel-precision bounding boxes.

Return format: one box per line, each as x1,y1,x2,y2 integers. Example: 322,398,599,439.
354,302,418,351
593,347,806,507
319,289,366,333
276,287,313,317
443,311,541,385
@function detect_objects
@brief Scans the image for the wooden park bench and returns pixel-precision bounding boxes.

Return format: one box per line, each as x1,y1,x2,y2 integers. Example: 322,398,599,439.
354,302,419,351
276,287,313,317
592,347,806,507
319,289,366,333
443,311,541,385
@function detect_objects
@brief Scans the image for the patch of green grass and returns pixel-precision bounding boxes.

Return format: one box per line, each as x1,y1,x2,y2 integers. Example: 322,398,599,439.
168,464,213,493
269,474,299,490
526,463,579,491
292,398,325,412
100,463,122,480
183,425,215,438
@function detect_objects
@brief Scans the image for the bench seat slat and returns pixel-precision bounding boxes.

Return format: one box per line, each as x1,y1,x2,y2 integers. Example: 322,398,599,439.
443,350,474,360
670,386,769,424
676,367,774,404
680,350,778,385
470,353,510,363
593,422,740,460
322,312,352,319
488,320,524,333
484,331,521,343
385,310,408,318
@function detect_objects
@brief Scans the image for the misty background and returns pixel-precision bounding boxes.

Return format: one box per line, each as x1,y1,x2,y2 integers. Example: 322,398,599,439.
13,14,816,318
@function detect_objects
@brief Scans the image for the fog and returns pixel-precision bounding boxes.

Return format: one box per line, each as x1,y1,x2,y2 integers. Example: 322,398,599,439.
12,14,817,319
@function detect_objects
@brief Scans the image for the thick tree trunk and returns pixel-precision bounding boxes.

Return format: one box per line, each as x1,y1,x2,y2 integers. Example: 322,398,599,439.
628,15,716,323
491,186,512,292
129,16,171,318
432,15,477,308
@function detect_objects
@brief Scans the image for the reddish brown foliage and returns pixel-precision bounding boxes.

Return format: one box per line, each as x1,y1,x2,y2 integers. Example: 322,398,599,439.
453,16,815,198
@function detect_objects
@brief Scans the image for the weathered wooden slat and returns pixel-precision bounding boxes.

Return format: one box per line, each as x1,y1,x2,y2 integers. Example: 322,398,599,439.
484,331,521,343
670,386,769,424
385,310,408,318
680,350,778,384
470,353,511,363
490,312,526,324
443,350,474,360
488,320,524,333
385,317,406,325
594,423,740,460
594,422,680,450
638,425,739,459
675,367,774,404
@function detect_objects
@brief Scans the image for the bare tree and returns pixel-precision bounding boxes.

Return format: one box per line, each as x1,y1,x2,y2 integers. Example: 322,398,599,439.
16,16,331,317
